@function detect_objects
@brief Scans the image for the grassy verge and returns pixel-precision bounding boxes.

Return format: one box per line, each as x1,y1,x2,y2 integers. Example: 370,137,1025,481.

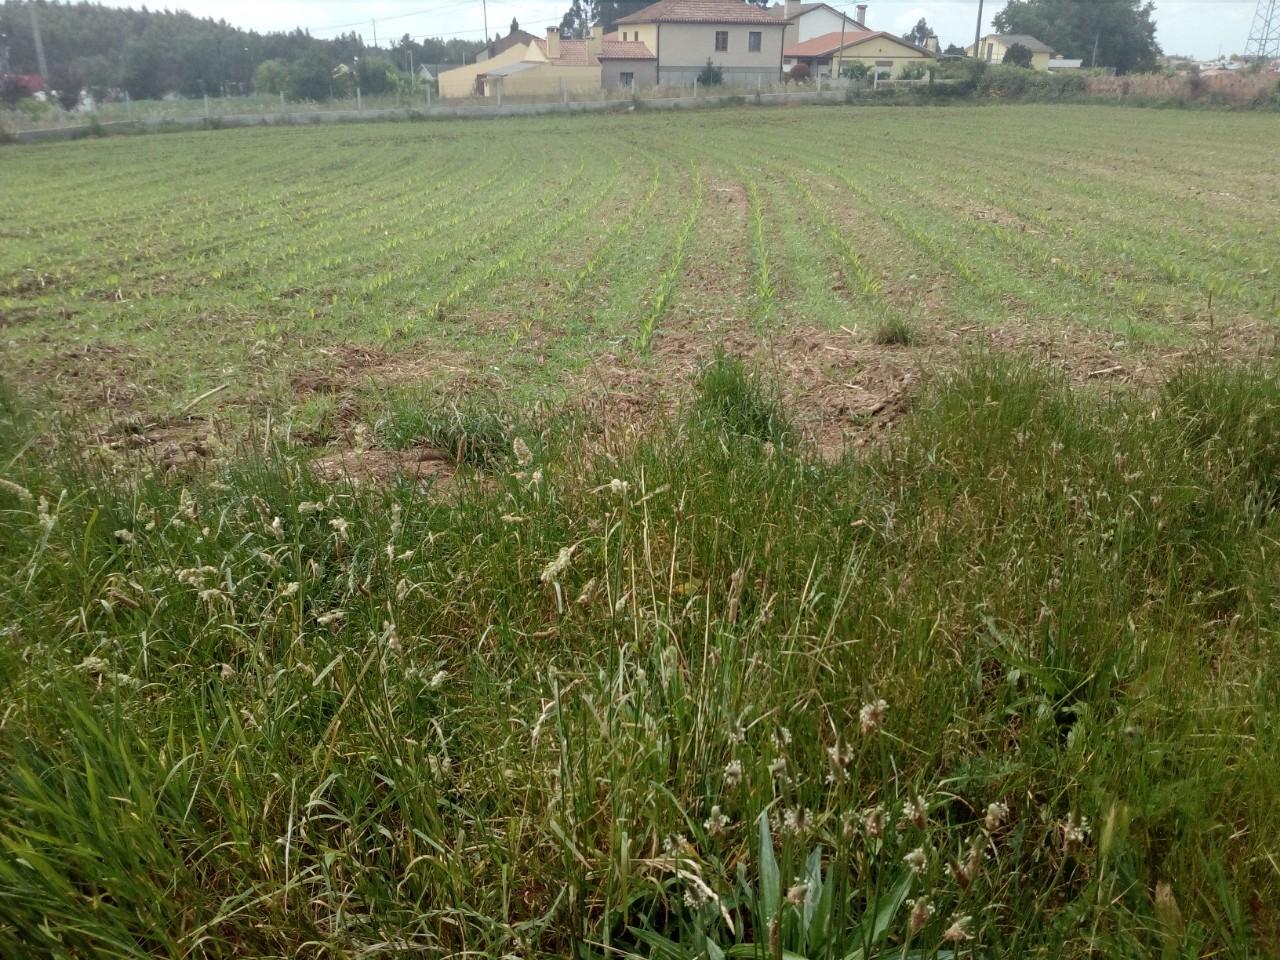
0,355,1278,958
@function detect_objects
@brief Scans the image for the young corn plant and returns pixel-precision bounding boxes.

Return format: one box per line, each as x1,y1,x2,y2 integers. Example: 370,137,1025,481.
741,172,778,326
789,174,882,299
637,171,703,352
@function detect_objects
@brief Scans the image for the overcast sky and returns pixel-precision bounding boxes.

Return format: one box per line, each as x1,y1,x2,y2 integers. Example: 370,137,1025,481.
94,1,1259,59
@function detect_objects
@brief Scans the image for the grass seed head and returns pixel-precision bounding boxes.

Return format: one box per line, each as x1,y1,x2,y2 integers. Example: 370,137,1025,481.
904,846,928,875
943,914,974,942
985,801,1010,832
907,896,935,932
859,698,888,734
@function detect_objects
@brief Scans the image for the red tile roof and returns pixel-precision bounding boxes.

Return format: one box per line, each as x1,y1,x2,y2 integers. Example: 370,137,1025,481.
599,40,657,59
784,30,934,58
616,0,784,26
784,30,869,56
532,36,596,64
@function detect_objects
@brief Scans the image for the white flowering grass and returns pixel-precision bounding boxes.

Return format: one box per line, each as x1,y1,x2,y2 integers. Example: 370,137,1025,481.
0,360,1277,957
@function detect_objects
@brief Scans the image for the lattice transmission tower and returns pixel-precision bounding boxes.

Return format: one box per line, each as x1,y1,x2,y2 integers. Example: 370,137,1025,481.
1245,0,1280,62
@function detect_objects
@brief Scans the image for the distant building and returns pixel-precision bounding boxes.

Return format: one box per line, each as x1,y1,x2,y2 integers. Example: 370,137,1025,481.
966,33,1056,71
784,29,935,79
1048,58,1083,71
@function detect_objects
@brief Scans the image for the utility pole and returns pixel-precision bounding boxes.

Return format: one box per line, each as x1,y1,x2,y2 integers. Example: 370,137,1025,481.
837,14,846,79
972,0,984,59
1090,29,1100,68
371,18,378,49
482,0,490,49
30,2,49,83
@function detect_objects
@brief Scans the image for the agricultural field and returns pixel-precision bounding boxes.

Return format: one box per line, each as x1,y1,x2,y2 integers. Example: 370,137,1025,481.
2,104,1280,958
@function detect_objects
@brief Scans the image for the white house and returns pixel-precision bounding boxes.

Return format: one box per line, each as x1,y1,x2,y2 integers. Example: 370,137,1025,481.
768,0,866,48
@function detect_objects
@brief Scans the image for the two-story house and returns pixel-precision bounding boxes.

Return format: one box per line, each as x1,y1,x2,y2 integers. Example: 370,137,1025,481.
612,0,789,86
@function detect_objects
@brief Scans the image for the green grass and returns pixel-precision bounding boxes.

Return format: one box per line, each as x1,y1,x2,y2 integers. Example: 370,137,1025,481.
1,355,1279,957
2,105,1279,432
3,104,1280,959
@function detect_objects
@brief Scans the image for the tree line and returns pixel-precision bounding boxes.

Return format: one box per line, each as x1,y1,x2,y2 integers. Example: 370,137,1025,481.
0,1,484,102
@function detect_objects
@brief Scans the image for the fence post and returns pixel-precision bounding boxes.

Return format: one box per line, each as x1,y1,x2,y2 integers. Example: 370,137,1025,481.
561,78,567,104
694,77,699,98
203,93,210,118
426,85,432,108
497,83,502,108
356,86,362,111
125,92,133,122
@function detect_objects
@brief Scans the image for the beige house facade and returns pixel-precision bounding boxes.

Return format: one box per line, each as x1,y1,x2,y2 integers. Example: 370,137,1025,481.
599,37,659,89
966,33,1055,71
614,0,788,86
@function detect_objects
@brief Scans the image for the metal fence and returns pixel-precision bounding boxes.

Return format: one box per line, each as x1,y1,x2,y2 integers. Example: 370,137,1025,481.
4,83,874,143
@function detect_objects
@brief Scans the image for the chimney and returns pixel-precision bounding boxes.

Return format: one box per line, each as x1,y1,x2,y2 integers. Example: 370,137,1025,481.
545,26,561,60
784,0,800,19
925,34,939,53
855,3,867,25
586,22,604,58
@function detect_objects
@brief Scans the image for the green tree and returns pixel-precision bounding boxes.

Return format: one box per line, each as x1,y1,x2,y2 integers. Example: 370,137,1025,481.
1003,41,1034,67
697,58,723,85
904,18,933,46
285,49,336,101
993,0,1160,74
356,57,399,95
254,59,289,94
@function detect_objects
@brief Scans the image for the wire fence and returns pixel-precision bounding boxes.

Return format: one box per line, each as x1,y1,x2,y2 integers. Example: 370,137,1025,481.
2,78,876,137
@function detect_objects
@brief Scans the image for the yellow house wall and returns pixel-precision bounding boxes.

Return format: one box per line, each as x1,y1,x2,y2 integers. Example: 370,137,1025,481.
829,37,929,77
438,42,530,97
616,23,658,50
965,37,1052,71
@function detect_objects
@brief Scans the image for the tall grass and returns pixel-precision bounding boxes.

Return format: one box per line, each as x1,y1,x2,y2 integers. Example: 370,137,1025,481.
0,357,1277,958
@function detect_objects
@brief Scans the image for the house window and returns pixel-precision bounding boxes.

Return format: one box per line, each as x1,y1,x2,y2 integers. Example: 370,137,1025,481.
715,30,729,52
749,31,762,52
621,71,635,87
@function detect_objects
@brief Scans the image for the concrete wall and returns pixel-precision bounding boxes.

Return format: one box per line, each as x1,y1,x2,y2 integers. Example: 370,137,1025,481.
486,64,602,97
439,43,531,98
602,60,658,89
